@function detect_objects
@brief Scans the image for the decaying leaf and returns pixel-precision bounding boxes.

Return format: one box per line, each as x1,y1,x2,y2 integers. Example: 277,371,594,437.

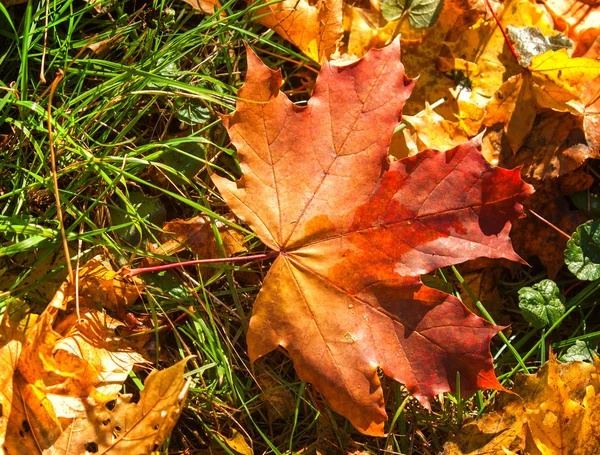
507,25,573,67
445,353,600,455
144,215,247,277
50,358,191,455
182,0,223,15
510,169,591,278
212,39,533,435
0,258,189,453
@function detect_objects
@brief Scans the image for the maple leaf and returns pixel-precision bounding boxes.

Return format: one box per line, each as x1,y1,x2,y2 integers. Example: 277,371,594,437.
248,0,343,62
445,353,600,455
212,39,533,434
0,258,189,453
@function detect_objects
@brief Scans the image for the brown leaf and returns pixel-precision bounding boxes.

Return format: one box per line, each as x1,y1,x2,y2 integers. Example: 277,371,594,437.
256,372,295,421
510,171,590,278
145,215,246,278
182,0,223,15
500,111,598,181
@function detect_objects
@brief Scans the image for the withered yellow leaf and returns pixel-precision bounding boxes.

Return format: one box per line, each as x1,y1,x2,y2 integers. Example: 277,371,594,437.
49,358,191,455
0,257,187,454
0,315,23,449
446,0,554,119
445,353,600,455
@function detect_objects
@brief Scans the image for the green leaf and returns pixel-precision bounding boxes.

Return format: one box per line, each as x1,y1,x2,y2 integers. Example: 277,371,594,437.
560,340,597,363
507,25,573,67
565,219,600,281
380,0,444,28
174,99,211,125
110,192,167,245
518,279,565,329
570,191,600,218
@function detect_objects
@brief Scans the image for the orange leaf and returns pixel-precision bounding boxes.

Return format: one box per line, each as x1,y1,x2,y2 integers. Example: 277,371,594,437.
212,39,533,434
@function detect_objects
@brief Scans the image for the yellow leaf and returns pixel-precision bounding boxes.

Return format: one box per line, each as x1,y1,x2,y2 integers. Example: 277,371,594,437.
484,73,536,153
445,353,600,455
49,358,192,455
446,0,554,115
249,0,343,62
530,49,600,114
402,103,469,152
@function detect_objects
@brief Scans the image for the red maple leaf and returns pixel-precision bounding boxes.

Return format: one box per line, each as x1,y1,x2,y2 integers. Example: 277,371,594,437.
212,39,534,435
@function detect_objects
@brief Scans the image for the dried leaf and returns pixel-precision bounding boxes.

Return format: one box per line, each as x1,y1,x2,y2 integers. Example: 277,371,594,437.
50,358,191,455
445,353,600,455
148,215,246,263
507,25,573,67
212,40,533,435
182,0,223,15
0,258,186,453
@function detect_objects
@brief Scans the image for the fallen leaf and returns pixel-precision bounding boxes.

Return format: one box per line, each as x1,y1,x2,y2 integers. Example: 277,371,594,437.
560,340,597,363
380,0,444,28
248,0,343,62
218,430,254,455
510,170,590,278
446,0,553,116
0,314,23,449
529,49,600,115
497,111,598,180
0,258,187,453
483,73,536,154
457,266,508,326
401,103,469,153
507,25,573,67
182,0,223,15
49,358,191,455
256,371,296,421
445,353,600,455
145,215,246,272
212,39,533,435
542,0,600,56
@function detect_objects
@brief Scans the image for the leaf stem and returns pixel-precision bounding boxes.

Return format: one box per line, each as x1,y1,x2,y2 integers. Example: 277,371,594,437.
527,209,571,240
483,0,520,64
122,251,279,278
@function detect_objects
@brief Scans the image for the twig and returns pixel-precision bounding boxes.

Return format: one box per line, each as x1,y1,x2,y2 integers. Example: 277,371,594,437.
48,69,74,282
483,0,520,64
527,208,571,240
